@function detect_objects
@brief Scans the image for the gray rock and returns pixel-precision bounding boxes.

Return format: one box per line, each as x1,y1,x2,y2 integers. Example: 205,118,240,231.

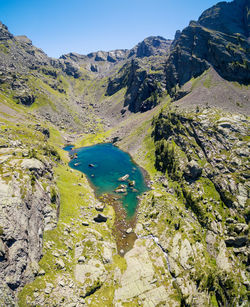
55,259,65,269
21,158,45,175
226,218,235,224
95,203,105,212
37,269,45,276
0,239,5,258
78,256,86,263
234,223,248,234
126,228,133,234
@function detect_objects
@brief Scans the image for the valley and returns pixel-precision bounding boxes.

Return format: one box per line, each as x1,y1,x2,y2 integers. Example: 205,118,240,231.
0,0,249,306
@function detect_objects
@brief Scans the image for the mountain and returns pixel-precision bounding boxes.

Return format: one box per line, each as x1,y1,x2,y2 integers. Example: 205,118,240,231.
0,0,249,306
165,0,250,95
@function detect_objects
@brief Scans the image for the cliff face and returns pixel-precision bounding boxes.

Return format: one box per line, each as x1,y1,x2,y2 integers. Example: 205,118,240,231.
198,0,249,37
106,58,167,113
0,125,60,306
128,36,172,58
165,0,250,95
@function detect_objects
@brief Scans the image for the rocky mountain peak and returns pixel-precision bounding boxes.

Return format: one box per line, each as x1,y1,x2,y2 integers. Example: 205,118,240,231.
15,35,33,45
86,49,128,63
174,30,181,41
128,36,172,58
198,0,249,37
0,21,13,40
165,0,250,95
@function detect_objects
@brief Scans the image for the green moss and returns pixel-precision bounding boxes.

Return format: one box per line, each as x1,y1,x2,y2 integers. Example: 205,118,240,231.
18,277,47,306
210,293,219,307
113,254,127,274
74,129,112,148
50,187,57,203
84,279,102,298
203,74,212,88
0,44,9,54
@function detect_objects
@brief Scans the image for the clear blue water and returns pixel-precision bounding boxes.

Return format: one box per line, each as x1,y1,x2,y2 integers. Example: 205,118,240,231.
64,143,148,218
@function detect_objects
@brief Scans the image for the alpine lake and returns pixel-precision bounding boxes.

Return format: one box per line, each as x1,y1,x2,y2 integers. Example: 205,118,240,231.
64,143,149,254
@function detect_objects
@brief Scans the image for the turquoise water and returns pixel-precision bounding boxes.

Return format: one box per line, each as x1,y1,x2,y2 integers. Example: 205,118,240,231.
65,143,148,218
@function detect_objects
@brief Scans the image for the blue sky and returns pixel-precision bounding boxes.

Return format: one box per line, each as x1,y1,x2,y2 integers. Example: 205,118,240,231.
0,0,222,58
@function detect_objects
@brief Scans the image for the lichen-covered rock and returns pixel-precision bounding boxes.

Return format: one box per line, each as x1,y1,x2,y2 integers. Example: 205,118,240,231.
114,239,178,306
21,158,45,175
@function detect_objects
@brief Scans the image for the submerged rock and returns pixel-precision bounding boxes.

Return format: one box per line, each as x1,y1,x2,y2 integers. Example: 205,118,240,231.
119,174,129,181
114,188,127,193
128,180,135,187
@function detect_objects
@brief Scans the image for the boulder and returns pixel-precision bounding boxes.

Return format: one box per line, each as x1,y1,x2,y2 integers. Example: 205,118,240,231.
93,214,108,223
78,256,86,263
55,259,65,269
184,160,202,180
81,221,89,226
14,92,35,106
234,223,248,234
126,228,133,234
95,203,105,212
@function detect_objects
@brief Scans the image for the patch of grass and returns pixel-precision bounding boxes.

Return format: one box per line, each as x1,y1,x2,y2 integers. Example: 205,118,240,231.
203,74,212,88
74,129,113,148
0,44,9,54
113,254,127,274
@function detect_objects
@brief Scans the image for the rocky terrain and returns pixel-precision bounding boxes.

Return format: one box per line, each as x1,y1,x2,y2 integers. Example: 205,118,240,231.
0,0,249,306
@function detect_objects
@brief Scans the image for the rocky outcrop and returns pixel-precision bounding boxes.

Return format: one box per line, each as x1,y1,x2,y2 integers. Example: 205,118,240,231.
128,36,172,58
0,22,13,40
0,131,59,305
106,58,166,112
87,49,128,63
198,0,249,37
113,239,179,306
151,108,249,305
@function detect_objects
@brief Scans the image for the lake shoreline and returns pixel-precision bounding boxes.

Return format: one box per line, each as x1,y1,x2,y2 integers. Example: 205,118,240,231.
63,142,149,256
